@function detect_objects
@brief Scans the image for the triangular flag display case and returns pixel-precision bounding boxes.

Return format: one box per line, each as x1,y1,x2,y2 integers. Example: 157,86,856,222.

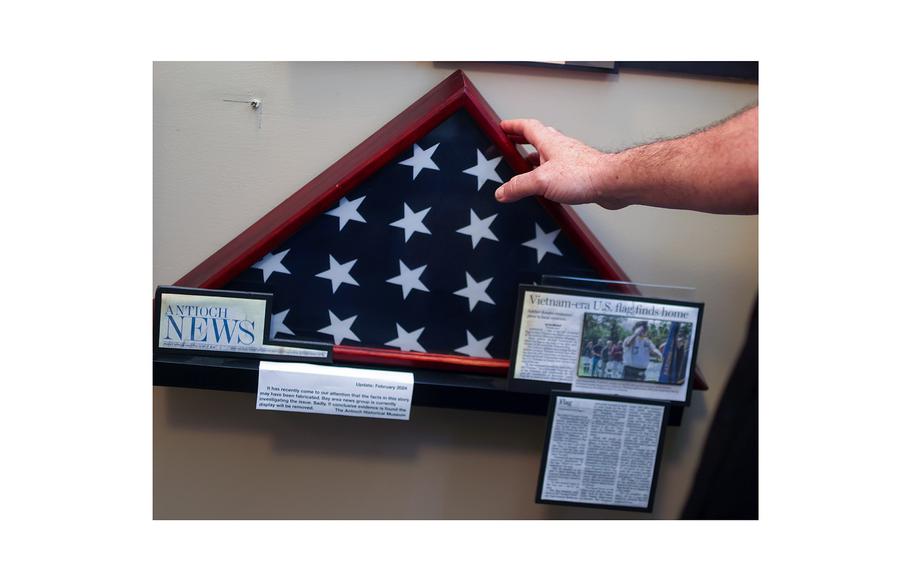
170,70,706,397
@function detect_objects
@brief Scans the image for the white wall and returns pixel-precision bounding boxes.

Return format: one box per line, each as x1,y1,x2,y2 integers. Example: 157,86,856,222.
153,61,757,519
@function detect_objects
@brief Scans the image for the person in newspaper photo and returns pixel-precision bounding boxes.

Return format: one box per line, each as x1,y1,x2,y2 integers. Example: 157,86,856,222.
659,324,690,385
600,338,615,377
591,338,605,377
622,321,663,380
580,339,594,374
608,335,623,378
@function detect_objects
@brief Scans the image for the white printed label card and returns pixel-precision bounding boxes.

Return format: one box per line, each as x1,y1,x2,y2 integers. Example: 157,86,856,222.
256,361,414,420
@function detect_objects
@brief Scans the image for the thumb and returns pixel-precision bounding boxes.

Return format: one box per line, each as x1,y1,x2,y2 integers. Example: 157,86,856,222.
495,169,545,203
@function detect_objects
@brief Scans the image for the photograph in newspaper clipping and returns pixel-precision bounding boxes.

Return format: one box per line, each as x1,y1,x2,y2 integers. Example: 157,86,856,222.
509,286,702,404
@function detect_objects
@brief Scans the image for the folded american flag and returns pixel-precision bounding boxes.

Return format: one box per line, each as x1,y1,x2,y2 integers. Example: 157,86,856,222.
224,109,598,359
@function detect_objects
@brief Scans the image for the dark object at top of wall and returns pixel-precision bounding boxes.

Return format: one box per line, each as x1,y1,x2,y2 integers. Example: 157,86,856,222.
617,61,758,82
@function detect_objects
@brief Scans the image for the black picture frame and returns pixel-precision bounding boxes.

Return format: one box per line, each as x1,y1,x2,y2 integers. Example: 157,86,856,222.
535,391,670,513
153,285,333,364
507,284,704,406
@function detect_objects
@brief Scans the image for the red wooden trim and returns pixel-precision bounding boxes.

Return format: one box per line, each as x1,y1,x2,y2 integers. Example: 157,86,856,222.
175,71,469,289
173,70,707,390
460,75,638,295
461,74,705,390
334,345,508,374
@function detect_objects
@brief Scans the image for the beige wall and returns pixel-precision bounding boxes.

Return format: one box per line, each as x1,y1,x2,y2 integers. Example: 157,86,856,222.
153,61,758,519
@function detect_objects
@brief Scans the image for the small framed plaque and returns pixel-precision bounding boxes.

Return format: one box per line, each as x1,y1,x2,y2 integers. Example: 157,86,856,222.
536,391,669,512
154,286,332,363
508,285,703,405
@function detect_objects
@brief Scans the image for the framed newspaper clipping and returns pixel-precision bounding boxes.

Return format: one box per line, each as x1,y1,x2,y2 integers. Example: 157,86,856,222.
536,391,669,512
508,285,704,405
154,286,332,363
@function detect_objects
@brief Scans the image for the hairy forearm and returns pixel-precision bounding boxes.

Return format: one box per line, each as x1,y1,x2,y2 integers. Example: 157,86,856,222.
597,106,758,214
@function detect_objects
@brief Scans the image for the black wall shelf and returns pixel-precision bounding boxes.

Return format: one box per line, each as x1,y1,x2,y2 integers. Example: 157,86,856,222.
154,354,685,425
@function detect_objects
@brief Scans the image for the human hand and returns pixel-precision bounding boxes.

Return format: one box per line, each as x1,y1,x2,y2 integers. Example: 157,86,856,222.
495,119,626,208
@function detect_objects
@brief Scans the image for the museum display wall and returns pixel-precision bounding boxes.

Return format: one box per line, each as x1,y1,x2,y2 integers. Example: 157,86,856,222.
153,61,758,519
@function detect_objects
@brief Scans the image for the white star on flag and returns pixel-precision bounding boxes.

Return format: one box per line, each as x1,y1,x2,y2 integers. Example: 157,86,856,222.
462,149,503,190
386,260,429,299
252,249,291,282
269,309,294,339
315,254,359,293
453,271,495,311
389,203,431,242
325,196,366,230
385,323,426,352
454,330,493,358
522,223,563,263
456,209,498,249
318,310,360,344
398,143,440,179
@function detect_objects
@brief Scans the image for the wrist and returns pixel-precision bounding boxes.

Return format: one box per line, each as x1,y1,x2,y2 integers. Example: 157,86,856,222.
594,151,635,210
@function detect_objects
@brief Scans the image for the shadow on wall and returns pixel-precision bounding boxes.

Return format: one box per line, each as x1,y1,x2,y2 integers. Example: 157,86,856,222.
157,385,548,460
155,385,705,520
